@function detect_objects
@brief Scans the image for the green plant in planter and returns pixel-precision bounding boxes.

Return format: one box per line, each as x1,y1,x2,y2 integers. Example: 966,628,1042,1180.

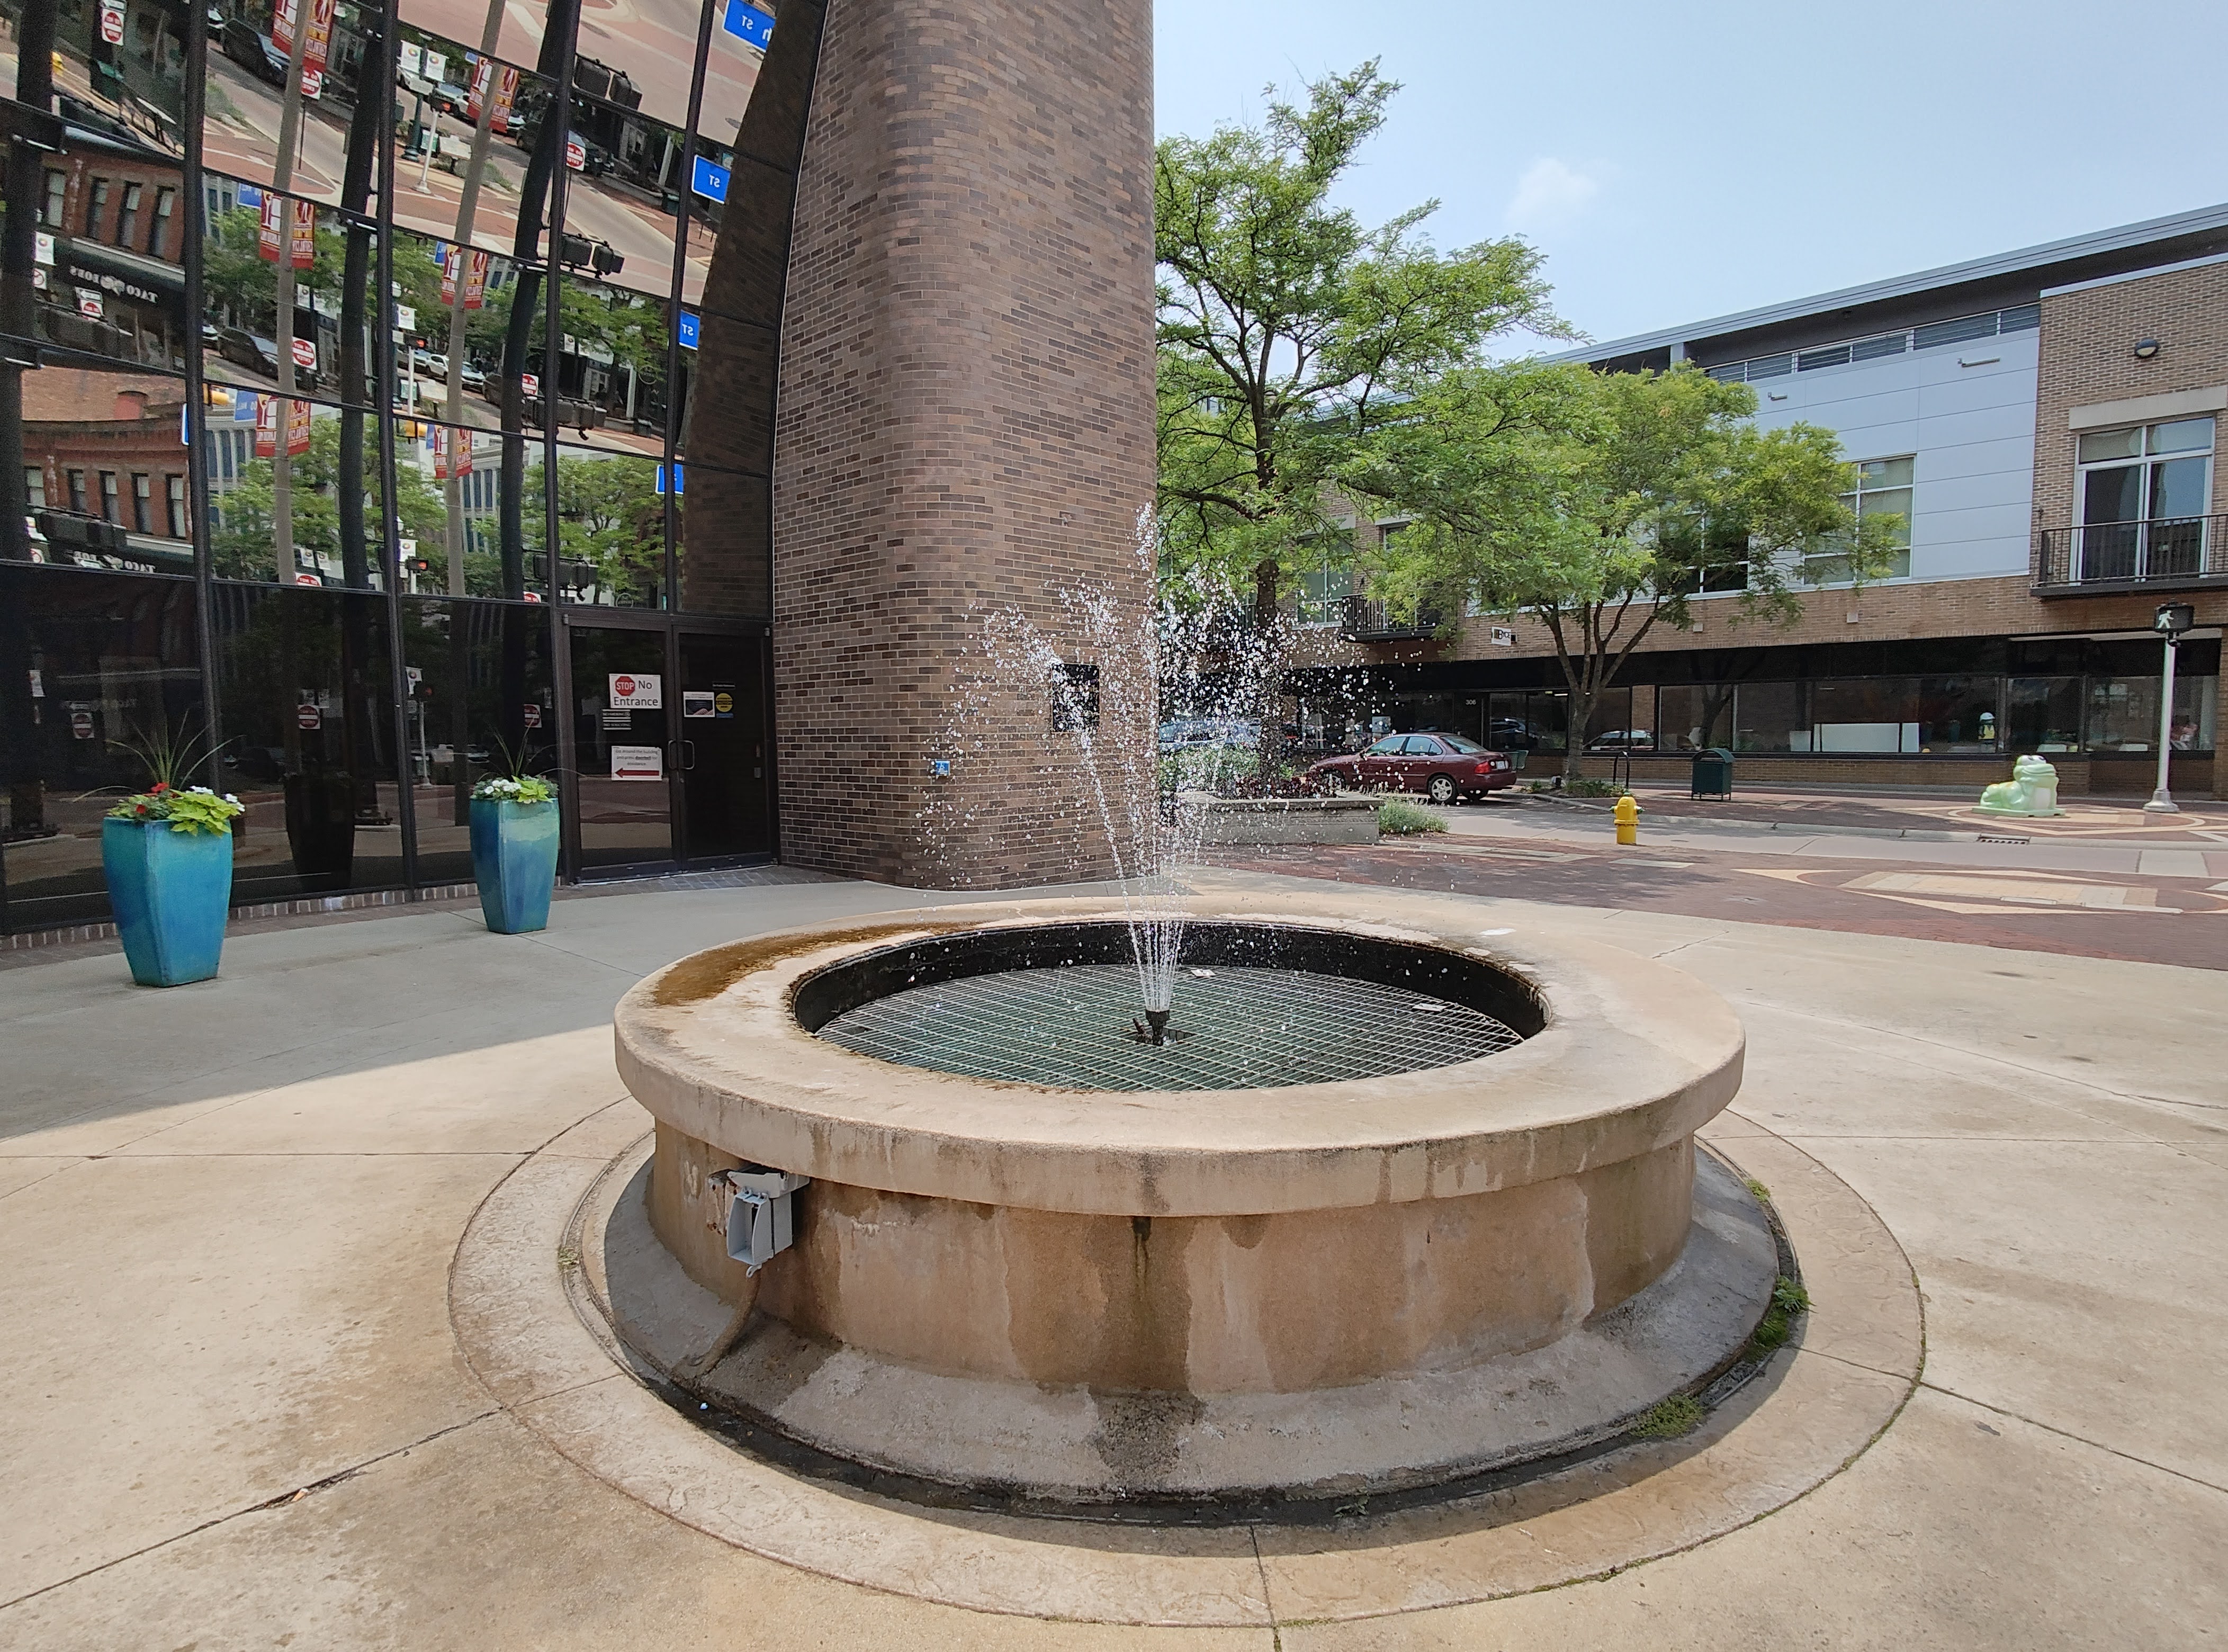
101,723,244,986
469,751,560,934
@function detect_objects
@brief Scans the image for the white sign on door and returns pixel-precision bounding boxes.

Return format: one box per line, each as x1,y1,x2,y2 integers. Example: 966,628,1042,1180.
608,672,661,709
610,744,664,781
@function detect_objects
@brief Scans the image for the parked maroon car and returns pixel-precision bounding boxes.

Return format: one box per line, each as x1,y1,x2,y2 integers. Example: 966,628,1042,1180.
1305,732,1517,804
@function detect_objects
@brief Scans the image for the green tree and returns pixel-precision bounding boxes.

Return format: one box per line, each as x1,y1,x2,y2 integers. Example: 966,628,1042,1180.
523,454,662,600
1155,61,1567,608
1363,363,1903,783
211,415,447,580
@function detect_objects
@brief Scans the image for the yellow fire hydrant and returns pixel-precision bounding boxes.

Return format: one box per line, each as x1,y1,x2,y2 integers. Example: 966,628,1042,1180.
1614,793,1640,846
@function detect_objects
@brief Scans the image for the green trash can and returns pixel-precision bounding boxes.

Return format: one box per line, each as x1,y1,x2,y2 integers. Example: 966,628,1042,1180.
1691,747,1734,800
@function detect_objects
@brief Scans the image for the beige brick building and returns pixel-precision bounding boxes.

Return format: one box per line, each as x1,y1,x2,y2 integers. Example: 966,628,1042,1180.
1298,206,2228,798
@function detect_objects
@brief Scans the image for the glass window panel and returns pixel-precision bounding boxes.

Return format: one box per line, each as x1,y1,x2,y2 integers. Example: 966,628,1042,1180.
1485,692,1534,753
203,2,390,211
8,360,194,573
2145,417,2214,455
48,5,189,158
1580,688,1638,749
558,100,695,304
1526,691,1569,753
200,186,381,408
397,596,557,884
394,416,551,601
536,443,664,608
0,565,204,930
2005,677,2082,753
1911,676,2001,752
2,122,189,369
2149,456,2210,520
1734,681,1807,752
2171,676,2216,752
1858,457,1915,489
2077,426,2142,463
387,25,555,259
1656,684,1735,753
201,391,391,589
2083,676,2162,753
2081,464,2144,525
549,276,670,454
208,583,403,899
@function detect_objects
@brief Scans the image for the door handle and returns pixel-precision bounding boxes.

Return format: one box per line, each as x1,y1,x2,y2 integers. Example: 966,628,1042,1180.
681,740,697,770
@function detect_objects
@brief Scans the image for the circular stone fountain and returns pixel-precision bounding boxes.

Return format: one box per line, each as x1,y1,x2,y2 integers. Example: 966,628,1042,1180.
606,892,1778,1504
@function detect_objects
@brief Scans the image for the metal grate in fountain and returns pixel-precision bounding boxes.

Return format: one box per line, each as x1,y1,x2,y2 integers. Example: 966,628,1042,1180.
816,963,1524,1092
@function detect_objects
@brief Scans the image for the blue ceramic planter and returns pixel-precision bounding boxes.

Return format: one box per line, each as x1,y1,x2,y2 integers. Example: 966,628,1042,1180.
102,818,234,987
470,797,560,934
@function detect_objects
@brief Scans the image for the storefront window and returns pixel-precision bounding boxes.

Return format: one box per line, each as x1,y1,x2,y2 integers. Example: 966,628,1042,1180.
2086,672,2218,755
1733,681,1807,752
209,585,403,902
1657,684,1736,753
400,599,558,886
2005,677,2082,753
0,567,204,931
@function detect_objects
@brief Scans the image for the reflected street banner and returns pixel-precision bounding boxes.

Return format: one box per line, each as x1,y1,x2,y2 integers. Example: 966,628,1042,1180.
273,0,337,95
255,397,314,458
468,58,520,134
258,196,317,270
438,246,490,310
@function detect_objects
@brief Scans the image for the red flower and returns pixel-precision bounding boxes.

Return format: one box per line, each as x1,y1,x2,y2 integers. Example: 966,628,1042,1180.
149,782,170,794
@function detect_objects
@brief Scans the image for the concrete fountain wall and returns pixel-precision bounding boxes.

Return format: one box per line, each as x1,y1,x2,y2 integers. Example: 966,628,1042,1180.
608,891,1771,1499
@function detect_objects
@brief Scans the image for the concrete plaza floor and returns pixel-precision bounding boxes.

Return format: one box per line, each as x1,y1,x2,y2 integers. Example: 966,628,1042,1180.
2,863,2224,1647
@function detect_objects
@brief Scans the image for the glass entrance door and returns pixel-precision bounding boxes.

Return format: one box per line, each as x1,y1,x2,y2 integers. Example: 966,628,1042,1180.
676,630,772,860
568,623,675,871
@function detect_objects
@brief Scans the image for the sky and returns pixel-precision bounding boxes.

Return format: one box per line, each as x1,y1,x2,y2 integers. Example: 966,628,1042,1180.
1155,0,2228,352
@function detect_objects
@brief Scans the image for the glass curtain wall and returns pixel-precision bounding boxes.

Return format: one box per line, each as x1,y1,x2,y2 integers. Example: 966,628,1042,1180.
0,0,774,931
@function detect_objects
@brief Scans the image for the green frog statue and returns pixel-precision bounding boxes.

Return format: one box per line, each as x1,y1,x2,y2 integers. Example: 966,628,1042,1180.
1975,753,2065,818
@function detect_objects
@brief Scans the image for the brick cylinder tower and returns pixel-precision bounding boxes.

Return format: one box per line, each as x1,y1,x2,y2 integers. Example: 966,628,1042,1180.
761,0,1155,887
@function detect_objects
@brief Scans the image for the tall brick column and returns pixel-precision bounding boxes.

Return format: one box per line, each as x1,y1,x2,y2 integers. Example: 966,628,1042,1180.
770,0,1155,886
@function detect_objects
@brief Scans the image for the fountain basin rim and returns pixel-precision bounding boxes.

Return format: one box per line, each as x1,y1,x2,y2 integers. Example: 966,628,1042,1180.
613,893,1744,1219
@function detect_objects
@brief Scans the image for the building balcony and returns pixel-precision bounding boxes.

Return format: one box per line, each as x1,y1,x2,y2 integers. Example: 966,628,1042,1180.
1342,595,1447,641
2033,515,2228,595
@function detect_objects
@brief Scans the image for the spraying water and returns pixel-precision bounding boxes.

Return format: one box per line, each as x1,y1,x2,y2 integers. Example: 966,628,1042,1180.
931,511,1284,1037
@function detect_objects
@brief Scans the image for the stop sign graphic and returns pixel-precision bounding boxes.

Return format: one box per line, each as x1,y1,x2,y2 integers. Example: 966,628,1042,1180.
614,675,635,698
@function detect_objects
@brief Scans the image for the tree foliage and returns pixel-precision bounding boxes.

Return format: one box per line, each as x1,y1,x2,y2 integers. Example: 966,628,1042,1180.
1154,62,1568,603
211,415,447,580
1361,363,1904,779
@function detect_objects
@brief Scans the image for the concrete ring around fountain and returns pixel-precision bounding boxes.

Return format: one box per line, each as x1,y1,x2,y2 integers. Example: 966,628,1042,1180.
598,892,1797,1502
448,1099,1920,1626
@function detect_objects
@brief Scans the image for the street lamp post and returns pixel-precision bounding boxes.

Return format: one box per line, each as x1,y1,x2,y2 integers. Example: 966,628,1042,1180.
2142,601,2196,814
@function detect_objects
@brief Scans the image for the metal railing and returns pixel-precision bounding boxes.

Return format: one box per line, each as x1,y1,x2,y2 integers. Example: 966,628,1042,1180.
1342,595,1446,641
2033,515,2228,591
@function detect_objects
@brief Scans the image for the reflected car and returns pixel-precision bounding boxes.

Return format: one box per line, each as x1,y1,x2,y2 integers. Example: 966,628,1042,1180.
1586,729,1655,751
431,82,472,119
219,18,289,85
214,327,280,376
457,361,487,392
1305,731,1517,805
411,349,450,381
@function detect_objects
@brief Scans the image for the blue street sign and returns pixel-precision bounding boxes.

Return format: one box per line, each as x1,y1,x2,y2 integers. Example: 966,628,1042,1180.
721,0,775,50
676,311,699,350
690,155,731,204
655,463,685,496
236,183,262,207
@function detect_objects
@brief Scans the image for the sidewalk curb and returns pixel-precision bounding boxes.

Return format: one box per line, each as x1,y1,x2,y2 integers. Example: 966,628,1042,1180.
1515,792,2015,844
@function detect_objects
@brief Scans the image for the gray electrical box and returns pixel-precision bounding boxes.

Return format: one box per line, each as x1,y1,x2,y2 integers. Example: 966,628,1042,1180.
711,1166,810,1272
